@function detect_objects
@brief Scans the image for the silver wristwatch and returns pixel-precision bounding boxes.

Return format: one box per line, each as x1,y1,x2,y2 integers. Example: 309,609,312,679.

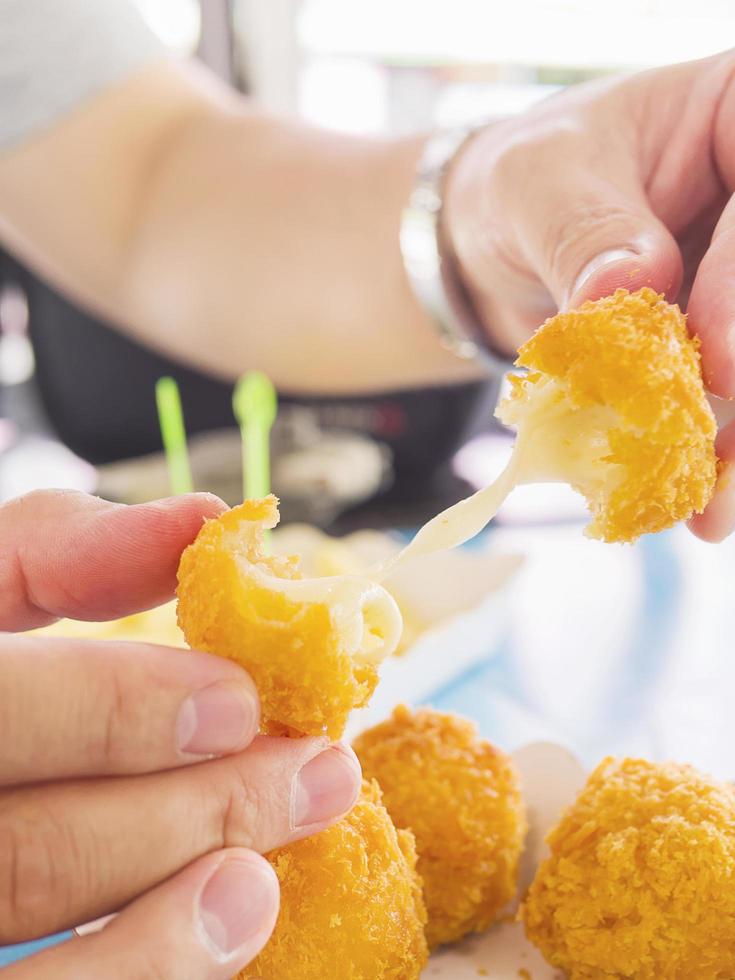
400,125,511,375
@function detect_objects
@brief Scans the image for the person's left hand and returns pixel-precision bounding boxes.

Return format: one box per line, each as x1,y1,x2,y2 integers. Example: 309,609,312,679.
0,489,361,979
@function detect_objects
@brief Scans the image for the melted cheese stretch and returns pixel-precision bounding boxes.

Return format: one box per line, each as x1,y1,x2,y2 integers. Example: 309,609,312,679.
375,454,521,580
376,377,622,579
244,561,403,667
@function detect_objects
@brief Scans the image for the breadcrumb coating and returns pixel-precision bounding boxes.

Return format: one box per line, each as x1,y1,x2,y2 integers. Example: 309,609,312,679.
497,288,717,543
243,780,429,980
353,705,527,949
521,757,735,979
176,497,402,738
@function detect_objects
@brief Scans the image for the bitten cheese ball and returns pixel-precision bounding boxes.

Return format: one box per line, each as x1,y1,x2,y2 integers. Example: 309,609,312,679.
243,780,428,980
354,705,527,948
521,757,735,979
497,287,718,542
176,497,402,738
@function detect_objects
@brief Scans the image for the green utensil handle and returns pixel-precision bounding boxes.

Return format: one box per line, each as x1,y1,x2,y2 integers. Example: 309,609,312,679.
155,376,193,496
243,424,271,501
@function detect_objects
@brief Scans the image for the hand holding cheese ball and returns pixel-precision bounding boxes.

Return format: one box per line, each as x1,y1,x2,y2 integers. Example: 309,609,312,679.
0,490,362,980
521,757,735,980
391,288,718,569
442,50,735,540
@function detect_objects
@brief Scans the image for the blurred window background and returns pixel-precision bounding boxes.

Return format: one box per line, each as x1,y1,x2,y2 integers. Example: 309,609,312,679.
132,0,201,53
134,0,735,130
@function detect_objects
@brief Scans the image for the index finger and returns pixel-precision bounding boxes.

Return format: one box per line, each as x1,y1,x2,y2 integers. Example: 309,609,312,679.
688,405,735,542
686,200,735,399
0,489,226,631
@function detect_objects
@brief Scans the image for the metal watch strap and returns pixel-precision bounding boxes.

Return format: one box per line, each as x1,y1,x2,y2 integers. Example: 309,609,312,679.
400,125,511,375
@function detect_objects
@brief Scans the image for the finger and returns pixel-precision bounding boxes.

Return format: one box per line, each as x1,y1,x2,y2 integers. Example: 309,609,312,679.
689,414,735,541
0,736,360,941
512,164,682,312
687,56,735,397
1,849,279,980
0,488,226,631
686,195,735,398
0,635,260,785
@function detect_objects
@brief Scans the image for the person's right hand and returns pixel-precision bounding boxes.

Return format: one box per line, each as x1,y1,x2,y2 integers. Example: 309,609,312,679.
444,48,735,542
0,490,361,979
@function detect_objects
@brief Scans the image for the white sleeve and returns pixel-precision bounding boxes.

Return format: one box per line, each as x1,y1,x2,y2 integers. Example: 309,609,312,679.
0,0,168,152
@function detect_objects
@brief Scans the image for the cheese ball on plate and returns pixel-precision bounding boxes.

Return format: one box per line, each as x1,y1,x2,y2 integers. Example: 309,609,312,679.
521,757,735,979
242,779,428,980
354,705,527,949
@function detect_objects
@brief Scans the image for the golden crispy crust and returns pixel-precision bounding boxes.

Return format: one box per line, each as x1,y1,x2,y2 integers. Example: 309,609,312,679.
507,288,718,542
176,497,378,738
521,757,735,979
243,780,428,980
353,705,527,948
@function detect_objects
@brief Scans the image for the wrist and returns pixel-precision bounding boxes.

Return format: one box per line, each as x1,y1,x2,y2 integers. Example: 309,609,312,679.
442,123,520,360
400,124,514,375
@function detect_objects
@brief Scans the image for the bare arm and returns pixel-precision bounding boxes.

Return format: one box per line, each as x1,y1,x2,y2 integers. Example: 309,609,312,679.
0,60,479,393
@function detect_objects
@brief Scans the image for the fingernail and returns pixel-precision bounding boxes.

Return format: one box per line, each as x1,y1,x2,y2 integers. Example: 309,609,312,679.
176,681,259,756
199,857,278,958
568,248,640,306
292,744,361,829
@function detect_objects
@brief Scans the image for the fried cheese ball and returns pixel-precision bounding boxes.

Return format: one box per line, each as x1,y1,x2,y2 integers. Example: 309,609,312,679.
521,757,735,980
176,497,402,738
497,287,718,543
353,705,527,949
242,780,429,980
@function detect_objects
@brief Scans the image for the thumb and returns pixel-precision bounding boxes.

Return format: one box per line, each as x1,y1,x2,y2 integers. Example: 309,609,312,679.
1,849,279,980
518,173,683,310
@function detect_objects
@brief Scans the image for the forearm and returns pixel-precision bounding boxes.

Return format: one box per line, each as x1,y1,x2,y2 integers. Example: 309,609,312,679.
0,61,480,393
125,101,484,391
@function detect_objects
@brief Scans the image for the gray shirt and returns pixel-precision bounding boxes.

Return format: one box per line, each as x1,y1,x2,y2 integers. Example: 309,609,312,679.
0,0,166,151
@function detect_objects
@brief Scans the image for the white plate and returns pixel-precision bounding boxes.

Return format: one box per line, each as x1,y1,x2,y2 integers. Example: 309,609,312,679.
425,921,560,979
